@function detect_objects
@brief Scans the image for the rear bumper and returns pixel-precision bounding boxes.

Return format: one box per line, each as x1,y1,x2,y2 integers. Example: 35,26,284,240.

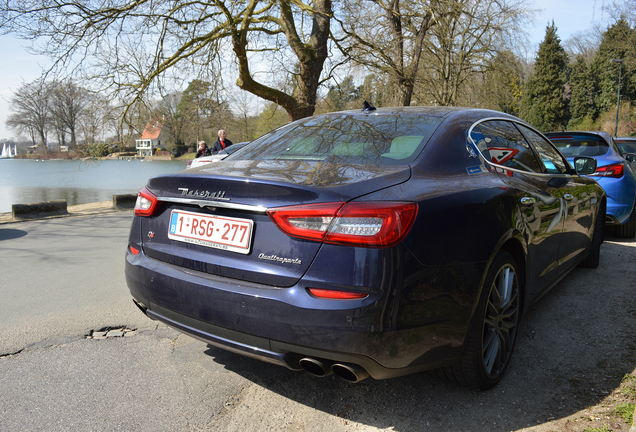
606,195,634,224
125,250,470,379
139,301,459,379
595,176,636,224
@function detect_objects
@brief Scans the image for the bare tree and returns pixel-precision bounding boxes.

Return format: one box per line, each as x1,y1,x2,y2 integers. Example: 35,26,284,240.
228,90,258,141
0,0,334,122
106,99,153,150
417,0,533,106
81,93,110,144
5,79,50,154
602,0,636,26
336,0,532,107
564,30,602,64
155,92,186,153
336,0,441,106
49,80,89,147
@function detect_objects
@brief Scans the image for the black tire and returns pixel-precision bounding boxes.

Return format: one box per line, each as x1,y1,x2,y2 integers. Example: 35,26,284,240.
614,206,635,239
580,200,606,268
437,251,521,390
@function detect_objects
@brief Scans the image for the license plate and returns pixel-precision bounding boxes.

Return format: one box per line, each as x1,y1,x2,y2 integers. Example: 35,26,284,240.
168,210,253,254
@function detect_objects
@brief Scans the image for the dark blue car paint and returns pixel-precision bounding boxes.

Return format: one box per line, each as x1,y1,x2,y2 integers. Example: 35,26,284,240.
125,107,605,380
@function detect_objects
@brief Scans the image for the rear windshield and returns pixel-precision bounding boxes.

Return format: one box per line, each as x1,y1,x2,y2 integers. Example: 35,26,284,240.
548,135,609,157
230,113,442,165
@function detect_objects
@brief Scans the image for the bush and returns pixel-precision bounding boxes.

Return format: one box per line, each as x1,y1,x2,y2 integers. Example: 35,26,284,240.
88,143,110,157
598,101,636,136
567,115,599,131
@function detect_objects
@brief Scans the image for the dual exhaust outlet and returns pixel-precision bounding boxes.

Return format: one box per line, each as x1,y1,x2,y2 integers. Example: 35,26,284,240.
298,357,369,383
133,299,369,382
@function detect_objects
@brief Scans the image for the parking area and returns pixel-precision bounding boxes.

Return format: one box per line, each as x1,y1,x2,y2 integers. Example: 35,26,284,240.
1,212,635,431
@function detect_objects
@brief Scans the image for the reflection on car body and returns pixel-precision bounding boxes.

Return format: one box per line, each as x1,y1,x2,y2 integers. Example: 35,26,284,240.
126,106,605,389
186,142,250,169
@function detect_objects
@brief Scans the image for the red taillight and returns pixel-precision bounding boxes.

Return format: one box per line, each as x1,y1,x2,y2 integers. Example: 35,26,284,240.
267,201,418,248
129,245,140,255
134,186,160,217
308,288,368,300
589,163,625,178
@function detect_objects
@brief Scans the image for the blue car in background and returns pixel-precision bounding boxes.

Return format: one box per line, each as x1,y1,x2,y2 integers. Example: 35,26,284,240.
546,131,636,238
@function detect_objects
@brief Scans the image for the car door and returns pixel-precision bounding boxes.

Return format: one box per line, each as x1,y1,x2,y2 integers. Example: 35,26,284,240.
517,124,596,270
470,119,566,294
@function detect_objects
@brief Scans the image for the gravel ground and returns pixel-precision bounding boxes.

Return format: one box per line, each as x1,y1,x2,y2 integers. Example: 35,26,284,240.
1,209,635,432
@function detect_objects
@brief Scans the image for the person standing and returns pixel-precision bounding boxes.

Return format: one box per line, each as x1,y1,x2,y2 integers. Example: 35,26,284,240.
195,141,211,158
212,130,233,154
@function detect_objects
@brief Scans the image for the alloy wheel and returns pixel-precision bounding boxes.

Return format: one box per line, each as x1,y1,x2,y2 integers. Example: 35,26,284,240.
482,263,520,379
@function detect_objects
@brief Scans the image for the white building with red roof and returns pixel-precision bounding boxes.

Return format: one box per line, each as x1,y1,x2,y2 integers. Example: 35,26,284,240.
136,117,168,156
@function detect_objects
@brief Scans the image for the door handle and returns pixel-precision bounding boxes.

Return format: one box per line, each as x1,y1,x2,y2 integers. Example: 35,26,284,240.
520,197,536,205
563,194,574,201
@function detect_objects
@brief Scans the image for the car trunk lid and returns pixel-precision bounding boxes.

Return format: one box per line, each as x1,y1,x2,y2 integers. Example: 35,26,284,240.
139,160,410,287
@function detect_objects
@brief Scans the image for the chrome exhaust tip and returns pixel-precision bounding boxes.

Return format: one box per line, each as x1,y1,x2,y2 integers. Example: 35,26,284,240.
331,363,369,383
298,358,333,377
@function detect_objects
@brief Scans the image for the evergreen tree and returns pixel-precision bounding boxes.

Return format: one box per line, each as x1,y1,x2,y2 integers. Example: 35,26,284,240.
590,19,635,115
325,76,361,111
520,23,569,131
481,51,524,115
568,56,596,128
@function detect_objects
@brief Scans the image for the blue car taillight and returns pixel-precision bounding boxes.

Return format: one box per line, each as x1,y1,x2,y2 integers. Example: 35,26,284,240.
267,201,418,248
589,162,625,178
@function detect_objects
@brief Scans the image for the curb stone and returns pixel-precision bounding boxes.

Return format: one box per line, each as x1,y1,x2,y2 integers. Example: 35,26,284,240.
0,195,136,225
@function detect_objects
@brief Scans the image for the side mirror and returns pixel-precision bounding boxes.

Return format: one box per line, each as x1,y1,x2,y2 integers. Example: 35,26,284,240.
573,157,597,175
624,153,636,162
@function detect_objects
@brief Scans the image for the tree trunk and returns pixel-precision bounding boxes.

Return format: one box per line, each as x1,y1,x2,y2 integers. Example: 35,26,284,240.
232,0,332,121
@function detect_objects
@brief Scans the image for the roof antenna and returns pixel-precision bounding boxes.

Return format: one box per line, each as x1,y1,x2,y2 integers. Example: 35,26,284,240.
362,100,376,113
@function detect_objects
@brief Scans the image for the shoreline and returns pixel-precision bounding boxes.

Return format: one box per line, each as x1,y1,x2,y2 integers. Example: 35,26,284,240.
0,198,133,225
8,152,195,162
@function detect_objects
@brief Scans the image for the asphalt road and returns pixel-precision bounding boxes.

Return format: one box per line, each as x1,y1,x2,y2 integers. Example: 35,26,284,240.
1,212,635,432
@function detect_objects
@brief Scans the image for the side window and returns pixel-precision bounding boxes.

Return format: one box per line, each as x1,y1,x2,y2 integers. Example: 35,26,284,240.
471,120,542,173
517,125,569,174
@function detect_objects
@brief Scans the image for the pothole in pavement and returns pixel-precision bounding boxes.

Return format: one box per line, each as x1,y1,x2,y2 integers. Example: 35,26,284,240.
86,327,137,339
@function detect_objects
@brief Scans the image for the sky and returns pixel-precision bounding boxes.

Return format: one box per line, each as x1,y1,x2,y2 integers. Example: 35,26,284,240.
0,0,614,142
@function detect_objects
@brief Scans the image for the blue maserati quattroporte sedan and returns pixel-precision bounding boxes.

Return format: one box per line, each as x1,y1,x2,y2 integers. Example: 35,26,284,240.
125,106,605,389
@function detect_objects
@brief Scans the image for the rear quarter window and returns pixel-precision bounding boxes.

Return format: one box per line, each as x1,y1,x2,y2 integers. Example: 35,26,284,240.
470,120,542,173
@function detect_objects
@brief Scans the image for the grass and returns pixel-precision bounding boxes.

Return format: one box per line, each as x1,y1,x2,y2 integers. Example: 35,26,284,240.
582,426,611,432
620,373,636,397
613,402,634,423
176,152,196,160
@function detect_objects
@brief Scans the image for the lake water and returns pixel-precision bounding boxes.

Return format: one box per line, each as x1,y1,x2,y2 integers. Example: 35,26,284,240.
0,159,187,213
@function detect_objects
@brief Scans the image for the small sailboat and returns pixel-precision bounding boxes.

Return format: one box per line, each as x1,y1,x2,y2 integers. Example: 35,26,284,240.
0,143,17,159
